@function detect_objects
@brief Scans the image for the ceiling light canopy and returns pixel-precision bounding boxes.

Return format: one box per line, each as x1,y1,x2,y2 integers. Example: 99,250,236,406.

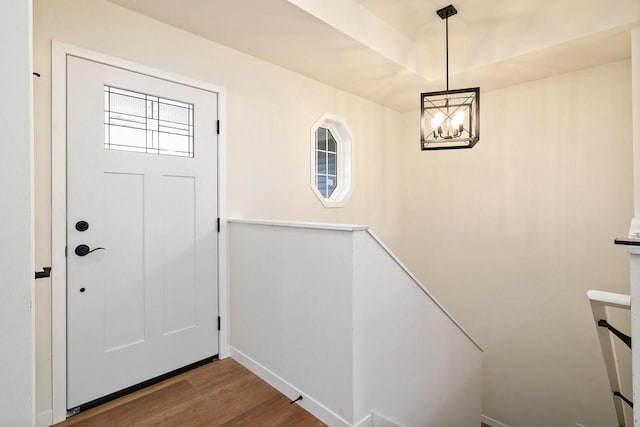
421,4,480,151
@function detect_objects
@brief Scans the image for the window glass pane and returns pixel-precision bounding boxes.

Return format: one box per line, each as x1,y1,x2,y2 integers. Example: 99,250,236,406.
316,175,328,197
327,131,337,152
108,126,147,152
104,85,194,158
316,150,327,174
110,92,146,118
159,101,190,125
327,175,336,197
159,133,192,157
314,128,339,198
327,153,336,175
317,127,327,151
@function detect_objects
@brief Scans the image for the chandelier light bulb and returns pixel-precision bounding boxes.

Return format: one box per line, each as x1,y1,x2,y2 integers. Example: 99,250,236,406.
452,110,464,127
451,110,464,137
431,112,445,130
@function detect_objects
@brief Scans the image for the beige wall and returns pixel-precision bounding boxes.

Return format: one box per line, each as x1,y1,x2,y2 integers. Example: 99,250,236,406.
397,60,633,426
33,0,402,416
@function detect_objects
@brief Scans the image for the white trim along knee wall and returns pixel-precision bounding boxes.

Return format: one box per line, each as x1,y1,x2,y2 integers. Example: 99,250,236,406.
481,415,511,427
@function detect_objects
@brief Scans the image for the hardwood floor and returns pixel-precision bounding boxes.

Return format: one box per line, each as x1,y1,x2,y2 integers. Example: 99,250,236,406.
55,358,326,427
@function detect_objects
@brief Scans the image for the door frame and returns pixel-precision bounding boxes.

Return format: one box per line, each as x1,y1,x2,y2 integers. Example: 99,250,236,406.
51,41,229,423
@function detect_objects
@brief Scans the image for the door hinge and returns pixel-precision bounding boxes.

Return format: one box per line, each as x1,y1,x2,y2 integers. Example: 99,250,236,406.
216,120,220,135
35,267,52,279
217,218,220,233
65,246,68,257
217,316,221,331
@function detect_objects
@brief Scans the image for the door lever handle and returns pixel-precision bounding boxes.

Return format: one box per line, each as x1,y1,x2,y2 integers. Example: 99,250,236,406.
75,244,106,257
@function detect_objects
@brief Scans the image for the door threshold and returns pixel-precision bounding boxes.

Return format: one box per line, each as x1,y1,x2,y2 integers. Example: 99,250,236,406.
67,355,218,417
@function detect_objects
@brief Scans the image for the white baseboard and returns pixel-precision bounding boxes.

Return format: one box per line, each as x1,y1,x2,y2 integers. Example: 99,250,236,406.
371,412,403,427
482,414,511,427
354,414,373,427
36,410,53,427
230,346,352,427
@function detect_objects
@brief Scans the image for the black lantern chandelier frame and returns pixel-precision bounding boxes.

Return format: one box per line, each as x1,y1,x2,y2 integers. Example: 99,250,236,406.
420,4,480,151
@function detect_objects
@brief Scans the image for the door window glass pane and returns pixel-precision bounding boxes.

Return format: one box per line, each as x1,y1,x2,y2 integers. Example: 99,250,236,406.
104,86,194,157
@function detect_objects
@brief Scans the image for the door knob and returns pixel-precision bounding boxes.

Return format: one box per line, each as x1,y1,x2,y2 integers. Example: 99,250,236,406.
75,244,106,257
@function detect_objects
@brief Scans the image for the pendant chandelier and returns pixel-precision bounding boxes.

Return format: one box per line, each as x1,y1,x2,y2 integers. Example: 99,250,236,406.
421,4,480,150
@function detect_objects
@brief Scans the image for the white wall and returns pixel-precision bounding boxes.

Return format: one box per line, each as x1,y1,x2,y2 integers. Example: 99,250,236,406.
229,222,355,423
632,28,640,218
33,0,402,416
353,231,482,426
629,26,640,427
0,0,34,425
395,60,633,427
229,221,482,426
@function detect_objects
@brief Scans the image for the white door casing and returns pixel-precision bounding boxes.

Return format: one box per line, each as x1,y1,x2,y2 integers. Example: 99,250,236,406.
65,55,219,408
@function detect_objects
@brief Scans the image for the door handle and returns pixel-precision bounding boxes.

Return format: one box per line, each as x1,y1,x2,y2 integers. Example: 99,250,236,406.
75,244,106,257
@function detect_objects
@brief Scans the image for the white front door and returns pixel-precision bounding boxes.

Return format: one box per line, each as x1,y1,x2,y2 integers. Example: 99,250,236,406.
66,56,219,409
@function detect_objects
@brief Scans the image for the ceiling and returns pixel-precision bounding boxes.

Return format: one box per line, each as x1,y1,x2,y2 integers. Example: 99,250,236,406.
107,0,640,111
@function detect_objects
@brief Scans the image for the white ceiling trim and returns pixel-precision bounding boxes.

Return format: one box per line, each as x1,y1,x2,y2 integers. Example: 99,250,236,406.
288,0,433,79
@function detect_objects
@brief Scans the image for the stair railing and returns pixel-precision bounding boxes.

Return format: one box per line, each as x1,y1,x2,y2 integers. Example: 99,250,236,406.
588,290,631,427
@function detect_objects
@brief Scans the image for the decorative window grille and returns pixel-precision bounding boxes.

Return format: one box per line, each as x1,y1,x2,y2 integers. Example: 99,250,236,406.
315,127,338,198
104,86,194,157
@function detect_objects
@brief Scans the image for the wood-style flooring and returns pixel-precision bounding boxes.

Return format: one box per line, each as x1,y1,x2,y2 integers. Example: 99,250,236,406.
54,358,326,427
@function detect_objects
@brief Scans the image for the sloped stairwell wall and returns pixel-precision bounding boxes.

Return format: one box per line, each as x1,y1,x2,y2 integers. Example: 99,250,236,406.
229,220,482,426
353,230,482,426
